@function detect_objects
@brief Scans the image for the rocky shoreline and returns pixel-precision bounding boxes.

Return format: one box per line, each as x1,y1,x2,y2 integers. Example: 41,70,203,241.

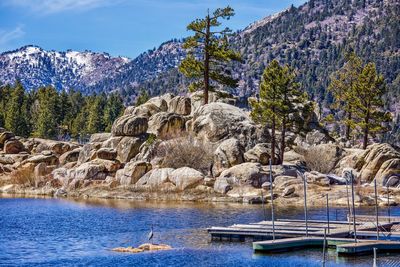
1,92,400,207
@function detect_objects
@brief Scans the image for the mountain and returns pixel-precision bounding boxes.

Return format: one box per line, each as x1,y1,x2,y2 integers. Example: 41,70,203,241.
0,0,399,107
0,45,130,93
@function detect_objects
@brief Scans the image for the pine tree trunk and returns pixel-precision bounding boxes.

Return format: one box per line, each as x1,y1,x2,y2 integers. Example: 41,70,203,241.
279,116,286,165
203,15,210,105
363,112,369,150
345,110,352,140
271,116,276,165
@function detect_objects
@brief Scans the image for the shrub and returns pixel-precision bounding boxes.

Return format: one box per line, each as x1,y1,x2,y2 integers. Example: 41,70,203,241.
10,164,36,186
156,134,215,174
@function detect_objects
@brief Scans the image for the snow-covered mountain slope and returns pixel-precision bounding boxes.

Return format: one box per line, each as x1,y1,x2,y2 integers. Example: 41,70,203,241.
0,45,130,92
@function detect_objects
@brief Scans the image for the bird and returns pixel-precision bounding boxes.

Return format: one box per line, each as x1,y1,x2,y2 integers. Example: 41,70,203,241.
148,225,154,244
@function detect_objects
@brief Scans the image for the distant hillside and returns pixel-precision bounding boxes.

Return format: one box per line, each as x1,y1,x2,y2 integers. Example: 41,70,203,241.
0,0,399,108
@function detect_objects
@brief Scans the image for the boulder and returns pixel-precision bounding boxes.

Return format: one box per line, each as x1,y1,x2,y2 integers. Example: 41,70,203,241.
147,112,186,139
116,161,152,185
0,155,15,165
0,132,15,148
124,97,167,117
111,115,148,137
385,176,400,187
94,147,117,160
218,162,268,188
77,143,102,165
136,168,174,186
190,91,237,113
169,167,204,190
282,186,296,197
191,102,262,150
304,129,334,146
146,96,168,111
213,177,232,194
4,139,25,154
90,159,122,172
74,162,107,180
117,136,146,163
168,96,191,115
305,171,330,186
59,148,81,165
212,138,244,177
90,133,111,143
302,143,344,174
32,139,77,155
274,175,302,190
25,153,58,165
102,136,123,149
356,143,400,183
244,143,270,165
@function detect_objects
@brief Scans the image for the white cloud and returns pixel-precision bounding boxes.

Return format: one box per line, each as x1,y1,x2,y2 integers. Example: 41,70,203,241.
4,0,119,14
0,25,25,45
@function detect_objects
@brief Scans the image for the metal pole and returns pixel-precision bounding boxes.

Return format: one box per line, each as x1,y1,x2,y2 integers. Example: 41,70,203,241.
373,247,377,267
387,185,391,224
260,177,267,221
300,171,308,237
322,228,327,267
269,159,275,241
350,171,357,242
346,179,351,232
374,178,379,240
326,194,330,234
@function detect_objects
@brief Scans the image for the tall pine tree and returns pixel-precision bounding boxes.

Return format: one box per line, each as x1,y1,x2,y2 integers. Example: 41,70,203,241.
5,81,30,137
179,6,241,104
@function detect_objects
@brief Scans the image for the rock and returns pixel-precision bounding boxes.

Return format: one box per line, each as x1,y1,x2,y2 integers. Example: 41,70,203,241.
147,112,186,139
136,168,174,186
59,148,81,165
282,186,296,197
124,98,166,118
112,244,172,254
25,153,58,165
147,96,168,111
74,162,107,180
385,176,400,187
168,96,191,115
305,171,330,186
304,129,334,146
218,162,268,188
111,115,148,137
212,138,244,177
32,139,77,155
190,91,237,113
34,163,56,187
356,143,400,183
54,188,67,197
90,133,112,143
0,132,15,148
203,177,215,187
274,175,302,189
302,143,344,174
95,147,117,160
0,155,15,165
244,143,270,165
261,182,271,189
117,136,146,163
283,150,305,164
91,159,122,172
213,177,232,194
102,136,123,149
192,102,262,150
4,139,25,154
169,167,204,190
78,143,102,165
326,174,347,185
116,161,152,185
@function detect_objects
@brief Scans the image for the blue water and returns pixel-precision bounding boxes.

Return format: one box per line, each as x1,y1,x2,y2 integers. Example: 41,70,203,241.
1,197,400,267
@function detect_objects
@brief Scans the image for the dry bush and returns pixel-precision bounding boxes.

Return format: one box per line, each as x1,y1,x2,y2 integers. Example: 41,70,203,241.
156,133,215,174
302,144,344,174
10,164,36,186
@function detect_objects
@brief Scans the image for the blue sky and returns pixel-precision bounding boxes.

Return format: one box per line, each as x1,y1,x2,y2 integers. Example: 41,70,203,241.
0,0,306,58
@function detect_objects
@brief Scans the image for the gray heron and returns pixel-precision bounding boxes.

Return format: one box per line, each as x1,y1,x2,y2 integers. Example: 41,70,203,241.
148,225,154,244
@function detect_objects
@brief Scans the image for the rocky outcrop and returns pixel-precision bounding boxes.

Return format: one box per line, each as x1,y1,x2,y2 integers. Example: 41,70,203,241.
168,96,191,115
59,148,81,165
111,115,148,137
94,147,117,161
191,102,263,149
217,163,268,188
147,112,186,139
212,138,244,177
116,161,152,185
169,167,204,190
116,136,146,163
90,133,111,143
136,168,174,187
244,143,270,165
0,132,15,148
4,139,25,154
355,143,400,185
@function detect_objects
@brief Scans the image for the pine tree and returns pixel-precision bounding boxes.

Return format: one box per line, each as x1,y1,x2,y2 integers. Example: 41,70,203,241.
34,86,59,138
135,89,150,107
250,60,307,164
352,63,390,149
328,52,363,140
86,94,106,134
5,81,30,136
0,85,12,128
103,93,124,132
179,6,241,104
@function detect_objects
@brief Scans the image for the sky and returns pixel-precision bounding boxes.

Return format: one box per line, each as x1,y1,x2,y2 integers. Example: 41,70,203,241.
0,0,306,58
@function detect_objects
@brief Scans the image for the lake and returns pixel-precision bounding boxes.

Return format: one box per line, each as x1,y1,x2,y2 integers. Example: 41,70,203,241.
1,197,399,266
